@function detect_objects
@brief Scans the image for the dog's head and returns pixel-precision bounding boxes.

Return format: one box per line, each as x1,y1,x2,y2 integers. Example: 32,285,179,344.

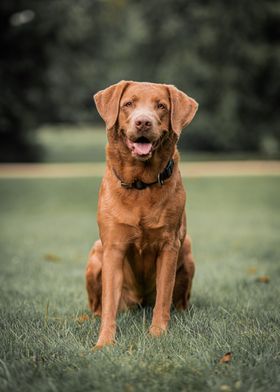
94,81,198,161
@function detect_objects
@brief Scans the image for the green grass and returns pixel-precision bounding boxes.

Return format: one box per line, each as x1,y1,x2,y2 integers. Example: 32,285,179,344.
37,125,107,163
0,176,280,391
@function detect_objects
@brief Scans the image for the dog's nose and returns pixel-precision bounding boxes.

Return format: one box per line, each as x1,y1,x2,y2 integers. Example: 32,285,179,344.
135,116,152,131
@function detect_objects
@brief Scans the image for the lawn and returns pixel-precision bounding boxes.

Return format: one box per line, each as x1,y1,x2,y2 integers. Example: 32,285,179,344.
0,175,279,392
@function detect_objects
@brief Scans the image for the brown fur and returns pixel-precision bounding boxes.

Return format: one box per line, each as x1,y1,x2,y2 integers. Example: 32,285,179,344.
86,81,198,348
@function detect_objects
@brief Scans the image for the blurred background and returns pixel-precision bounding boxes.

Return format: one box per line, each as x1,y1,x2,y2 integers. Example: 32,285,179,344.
0,0,279,163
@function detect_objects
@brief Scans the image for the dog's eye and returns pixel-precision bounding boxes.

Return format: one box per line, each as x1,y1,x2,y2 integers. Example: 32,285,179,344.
157,103,166,110
124,101,133,107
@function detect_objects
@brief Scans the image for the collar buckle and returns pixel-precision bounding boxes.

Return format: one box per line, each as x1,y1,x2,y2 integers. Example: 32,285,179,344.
120,181,133,189
157,173,164,186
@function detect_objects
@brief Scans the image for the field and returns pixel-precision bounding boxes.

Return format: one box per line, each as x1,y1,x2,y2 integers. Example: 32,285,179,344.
1,173,280,392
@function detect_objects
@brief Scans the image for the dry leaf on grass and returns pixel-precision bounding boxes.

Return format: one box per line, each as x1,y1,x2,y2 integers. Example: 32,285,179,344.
43,253,61,262
246,266,257,274
76,314,90,323
219,352,232,364
257,275,270,283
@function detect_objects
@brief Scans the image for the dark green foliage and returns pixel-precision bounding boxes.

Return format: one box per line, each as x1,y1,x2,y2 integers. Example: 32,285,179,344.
0,0,279,161
0,0,47,161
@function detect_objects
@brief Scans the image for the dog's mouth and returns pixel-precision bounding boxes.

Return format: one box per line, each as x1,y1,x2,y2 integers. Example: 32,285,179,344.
126,136,154,158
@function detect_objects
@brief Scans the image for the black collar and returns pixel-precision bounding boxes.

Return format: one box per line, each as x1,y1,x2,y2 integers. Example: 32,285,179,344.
113,159,174,190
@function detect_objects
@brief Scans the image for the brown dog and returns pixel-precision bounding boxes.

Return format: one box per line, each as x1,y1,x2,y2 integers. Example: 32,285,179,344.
86,81,198,348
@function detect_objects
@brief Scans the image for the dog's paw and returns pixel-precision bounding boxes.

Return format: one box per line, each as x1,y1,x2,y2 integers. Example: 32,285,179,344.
93,331,116,350
92,339,115,351
149,324,167,337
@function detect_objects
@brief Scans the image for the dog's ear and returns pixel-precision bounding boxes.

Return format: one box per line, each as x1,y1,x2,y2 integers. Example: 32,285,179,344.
94,81,129,130
167,85,198,136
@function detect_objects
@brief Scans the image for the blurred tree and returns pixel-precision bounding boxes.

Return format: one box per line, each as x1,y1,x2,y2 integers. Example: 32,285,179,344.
0,0,102,161
0,0,49,161
0,0,279,161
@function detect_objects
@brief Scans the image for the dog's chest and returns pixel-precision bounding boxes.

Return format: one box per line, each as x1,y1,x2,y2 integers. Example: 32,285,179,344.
118,200,177,251
131,210,168,247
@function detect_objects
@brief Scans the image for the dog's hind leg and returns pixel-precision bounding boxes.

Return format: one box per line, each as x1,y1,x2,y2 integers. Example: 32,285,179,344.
173,235,195,310
86,239,103,317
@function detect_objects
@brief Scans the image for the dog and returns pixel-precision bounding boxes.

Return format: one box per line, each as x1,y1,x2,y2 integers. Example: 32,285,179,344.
86,81,198,348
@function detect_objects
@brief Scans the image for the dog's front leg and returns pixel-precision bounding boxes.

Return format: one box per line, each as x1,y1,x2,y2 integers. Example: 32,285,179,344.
149,240,179,337
95,245,125,349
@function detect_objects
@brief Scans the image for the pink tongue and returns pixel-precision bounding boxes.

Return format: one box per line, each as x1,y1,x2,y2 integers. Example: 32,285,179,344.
133,142,152,155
